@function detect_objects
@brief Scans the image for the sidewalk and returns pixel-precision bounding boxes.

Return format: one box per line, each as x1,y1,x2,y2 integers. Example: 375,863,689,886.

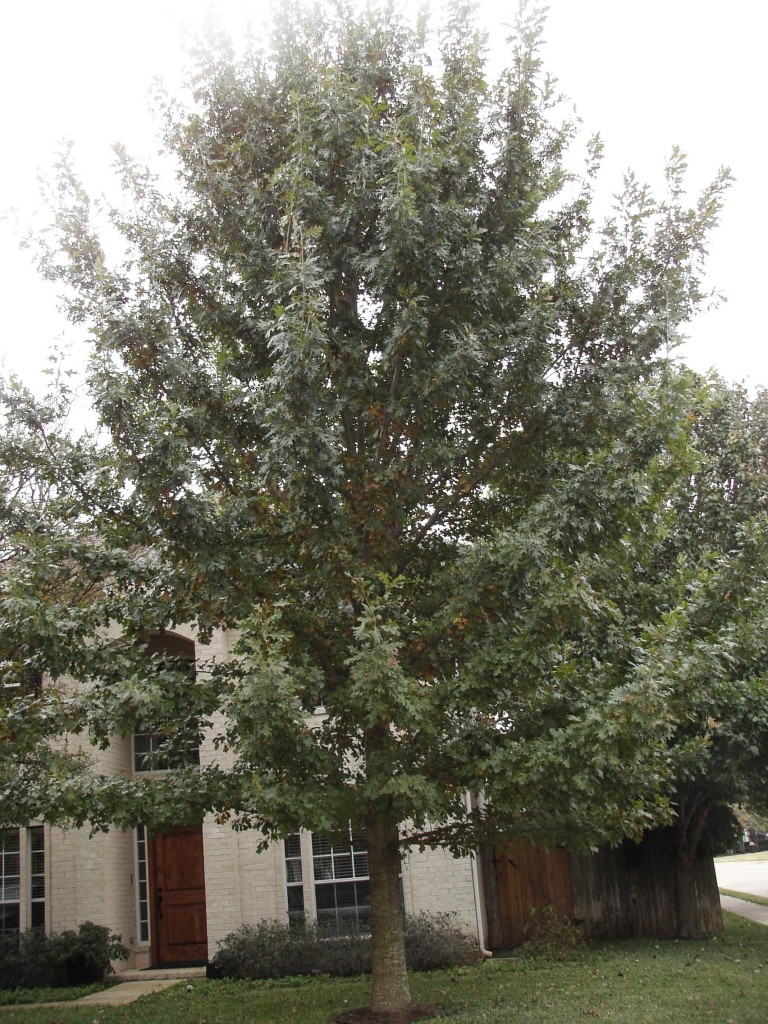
0,967,206,1010
718,893,768,926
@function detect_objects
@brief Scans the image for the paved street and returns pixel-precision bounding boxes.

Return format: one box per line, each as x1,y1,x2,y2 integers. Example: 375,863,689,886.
715,856,768,898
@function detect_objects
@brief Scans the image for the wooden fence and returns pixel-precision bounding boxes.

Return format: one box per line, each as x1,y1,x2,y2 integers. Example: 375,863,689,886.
483,829,723,948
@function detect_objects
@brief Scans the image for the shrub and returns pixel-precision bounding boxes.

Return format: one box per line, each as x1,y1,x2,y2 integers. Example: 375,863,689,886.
404,912,478,972
520,905,587,961
54,921,129,984
0,923,128,989
0,929,60,989
209,913,477,980
208,920,369,980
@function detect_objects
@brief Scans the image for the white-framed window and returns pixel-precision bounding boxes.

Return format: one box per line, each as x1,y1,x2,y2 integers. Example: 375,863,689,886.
0,827,45,933
132,727,201,773
1,670,42,696
131,634,200,773
312,829,370,925
283,833,305,925
135,825,150,943
283,827,371,927
0,829,20,933
29,827,45,929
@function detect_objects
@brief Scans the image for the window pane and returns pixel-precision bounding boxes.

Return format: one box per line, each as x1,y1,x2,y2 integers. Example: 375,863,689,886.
285,860,303,884
0,904,19,933
133,732,155,771
311,835,332,856
30,903,45,929
0,831,20,853
334,882,355,907
283,833,307,926
313,856,333,880
316,884,339,910
287,887,305,915
353,853,368,875
284,834,302,859
310,825,372,926
333,854,353,879
1,881,20,901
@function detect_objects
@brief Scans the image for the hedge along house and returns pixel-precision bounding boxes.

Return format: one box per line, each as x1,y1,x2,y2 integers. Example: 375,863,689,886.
1,627,491,970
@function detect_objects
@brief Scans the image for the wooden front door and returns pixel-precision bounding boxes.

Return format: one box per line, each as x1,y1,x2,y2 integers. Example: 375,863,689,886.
149,826,208,965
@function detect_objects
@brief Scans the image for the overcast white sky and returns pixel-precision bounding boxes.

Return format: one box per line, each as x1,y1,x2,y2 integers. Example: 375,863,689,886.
0,0,764,397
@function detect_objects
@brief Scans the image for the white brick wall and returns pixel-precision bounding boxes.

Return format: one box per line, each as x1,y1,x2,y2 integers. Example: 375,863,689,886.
402,845,480,934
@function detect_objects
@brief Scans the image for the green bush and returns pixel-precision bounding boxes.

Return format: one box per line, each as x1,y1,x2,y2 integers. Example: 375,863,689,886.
404,912,479,972
55,921,129,984
209,913,477,980
208,921,370,980
0,929,60,989
0,922,128,989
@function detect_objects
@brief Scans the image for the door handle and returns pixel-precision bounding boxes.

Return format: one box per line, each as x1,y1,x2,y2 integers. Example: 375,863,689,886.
157,886,164,920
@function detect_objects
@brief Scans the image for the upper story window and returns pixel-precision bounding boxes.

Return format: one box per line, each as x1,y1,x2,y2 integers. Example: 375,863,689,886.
1,665,42,700
133,726,201,772
132,633,200,773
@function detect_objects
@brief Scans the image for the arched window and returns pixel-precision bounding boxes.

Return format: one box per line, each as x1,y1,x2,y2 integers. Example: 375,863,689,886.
132,633,200,773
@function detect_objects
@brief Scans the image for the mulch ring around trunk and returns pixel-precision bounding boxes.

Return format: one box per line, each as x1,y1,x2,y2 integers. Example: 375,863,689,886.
333,1004,442,1024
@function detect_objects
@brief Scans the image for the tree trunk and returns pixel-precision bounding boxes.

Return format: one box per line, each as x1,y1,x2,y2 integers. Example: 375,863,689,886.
674,845,705,939
366,802,412,1014
673,798,711,939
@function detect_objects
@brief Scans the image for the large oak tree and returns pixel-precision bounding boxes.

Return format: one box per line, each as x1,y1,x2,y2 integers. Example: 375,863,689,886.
0,1,730,1014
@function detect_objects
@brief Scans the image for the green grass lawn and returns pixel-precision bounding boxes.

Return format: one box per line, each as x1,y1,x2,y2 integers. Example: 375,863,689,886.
1,913,766,1024
0,984,106,1007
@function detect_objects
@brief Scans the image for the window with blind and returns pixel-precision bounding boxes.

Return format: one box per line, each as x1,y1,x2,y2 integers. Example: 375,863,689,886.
0,827,45,933
283,827,371,927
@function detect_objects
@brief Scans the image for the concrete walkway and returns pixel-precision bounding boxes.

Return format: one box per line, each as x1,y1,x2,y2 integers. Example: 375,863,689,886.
72,966,206,1006
0,967,206,1010
31,979,183,1008
718,893,768,926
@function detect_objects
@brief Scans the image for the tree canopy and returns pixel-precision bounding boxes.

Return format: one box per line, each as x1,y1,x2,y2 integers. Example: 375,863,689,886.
0,1,733,1013
633,376,768,934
